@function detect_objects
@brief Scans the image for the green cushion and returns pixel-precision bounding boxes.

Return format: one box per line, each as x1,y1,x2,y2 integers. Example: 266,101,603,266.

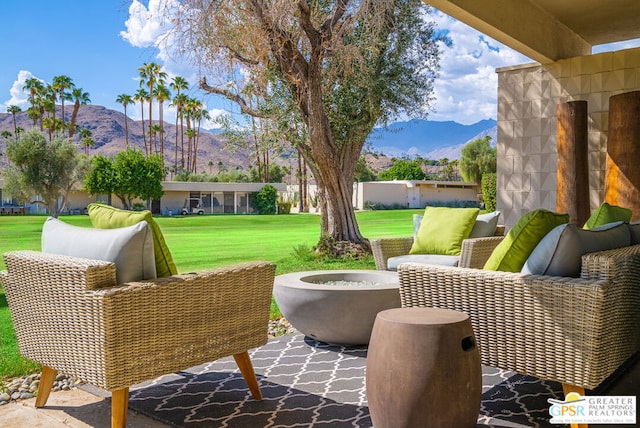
88,203,177,277
409,207,479,256
483,209,570,272
583,202,632,229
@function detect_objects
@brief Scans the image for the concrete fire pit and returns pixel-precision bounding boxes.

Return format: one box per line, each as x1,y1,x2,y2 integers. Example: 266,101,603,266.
273,270,400,345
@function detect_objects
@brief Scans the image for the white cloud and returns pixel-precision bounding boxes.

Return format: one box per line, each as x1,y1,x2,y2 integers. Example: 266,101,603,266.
120,0,177,48
1,70,43,111
201,109,227,129
429,10,531,124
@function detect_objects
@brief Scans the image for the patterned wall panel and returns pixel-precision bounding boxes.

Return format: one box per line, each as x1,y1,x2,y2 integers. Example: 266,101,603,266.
496,48,640,228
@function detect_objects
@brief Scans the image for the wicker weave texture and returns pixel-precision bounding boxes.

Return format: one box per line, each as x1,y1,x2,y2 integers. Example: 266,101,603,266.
2,250,276,391
371,229,505,271
397,244,640,390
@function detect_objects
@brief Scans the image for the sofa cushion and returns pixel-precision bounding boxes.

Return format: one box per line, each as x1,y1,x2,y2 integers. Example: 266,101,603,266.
387,254,459,271
41,217,157,284
630,222,640,245
469,211,501,238
583,202,632,229
522,221,631,277
88,203,177,277
412,211,500,239
409,207,479,256
483,209,570,272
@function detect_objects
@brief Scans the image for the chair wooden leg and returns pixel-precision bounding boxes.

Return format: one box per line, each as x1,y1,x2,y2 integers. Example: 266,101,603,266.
111,387,129,428
562,384,588,428
35,366,58,408
233,351,262,400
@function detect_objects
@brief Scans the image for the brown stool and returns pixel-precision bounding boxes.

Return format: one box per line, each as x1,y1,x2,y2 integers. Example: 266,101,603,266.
366,307,481,428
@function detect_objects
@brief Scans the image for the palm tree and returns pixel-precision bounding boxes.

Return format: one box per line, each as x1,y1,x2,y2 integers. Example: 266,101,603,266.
23,77,44,128
138,62,167,151
134,88,150,154
68,88,90,139
6,105,21,134
171,93,188,171
79,128,94,155
170,76,189,171
191,103,210,174
115,94,133,148
183,98,198,171
151,123,162,153
52,75,74,127
153,84,171,157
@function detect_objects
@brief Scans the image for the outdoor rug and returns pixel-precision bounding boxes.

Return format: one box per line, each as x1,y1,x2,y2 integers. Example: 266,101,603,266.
128,333,564,428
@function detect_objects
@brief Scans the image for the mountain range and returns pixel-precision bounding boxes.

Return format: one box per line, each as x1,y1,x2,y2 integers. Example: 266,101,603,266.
0,105,497,173
366,118,497,160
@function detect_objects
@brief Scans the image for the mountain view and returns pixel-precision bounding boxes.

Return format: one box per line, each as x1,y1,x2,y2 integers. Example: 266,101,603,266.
0,106,497,174
366,119,497,160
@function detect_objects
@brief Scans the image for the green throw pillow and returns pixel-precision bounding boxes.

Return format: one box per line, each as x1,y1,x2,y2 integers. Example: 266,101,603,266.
483,209,570,272
583,202,632,229
409,207,479,256
88,203,177,277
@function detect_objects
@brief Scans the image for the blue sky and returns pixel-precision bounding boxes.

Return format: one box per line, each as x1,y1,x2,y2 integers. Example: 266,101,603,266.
1,1,639,128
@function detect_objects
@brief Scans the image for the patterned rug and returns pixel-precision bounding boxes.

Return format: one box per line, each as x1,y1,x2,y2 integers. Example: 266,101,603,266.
128,333,565,428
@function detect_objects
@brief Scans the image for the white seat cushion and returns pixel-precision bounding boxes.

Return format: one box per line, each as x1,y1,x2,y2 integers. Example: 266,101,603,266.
387,254,459,271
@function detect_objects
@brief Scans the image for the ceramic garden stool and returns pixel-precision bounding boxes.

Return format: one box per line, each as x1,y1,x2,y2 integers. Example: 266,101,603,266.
366,307,481,428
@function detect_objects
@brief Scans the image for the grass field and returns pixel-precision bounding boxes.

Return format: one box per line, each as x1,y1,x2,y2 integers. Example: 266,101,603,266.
0,210,420,381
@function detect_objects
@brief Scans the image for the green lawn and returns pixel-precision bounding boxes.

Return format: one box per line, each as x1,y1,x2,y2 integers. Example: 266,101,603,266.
0,210,420,381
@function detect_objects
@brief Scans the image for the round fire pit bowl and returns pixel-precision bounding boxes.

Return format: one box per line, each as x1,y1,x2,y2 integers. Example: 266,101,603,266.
273,270,400,345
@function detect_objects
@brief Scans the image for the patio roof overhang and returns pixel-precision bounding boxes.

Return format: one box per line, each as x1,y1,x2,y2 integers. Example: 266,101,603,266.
425,0,640,63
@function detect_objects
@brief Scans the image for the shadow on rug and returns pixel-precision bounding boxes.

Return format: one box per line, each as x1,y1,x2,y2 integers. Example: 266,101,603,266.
128,333,564,428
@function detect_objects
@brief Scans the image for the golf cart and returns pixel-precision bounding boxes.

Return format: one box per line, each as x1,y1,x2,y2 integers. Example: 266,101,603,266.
181,198,205,215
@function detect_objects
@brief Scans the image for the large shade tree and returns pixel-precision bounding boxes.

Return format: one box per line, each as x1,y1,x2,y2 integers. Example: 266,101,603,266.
84,148,165,210
169,0,442,249
4,129,82,217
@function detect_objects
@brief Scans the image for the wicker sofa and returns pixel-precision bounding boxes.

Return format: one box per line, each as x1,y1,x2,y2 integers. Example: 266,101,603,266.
396,243,640,395
371,225,505,271
1,250,276,428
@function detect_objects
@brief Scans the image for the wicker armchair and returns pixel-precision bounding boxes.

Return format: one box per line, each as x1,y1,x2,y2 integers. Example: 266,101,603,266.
371,225,505,270
1,250,276,428
397,244,640,397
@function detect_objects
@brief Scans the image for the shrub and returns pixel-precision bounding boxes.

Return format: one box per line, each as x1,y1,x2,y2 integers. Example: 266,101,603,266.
481,173,497,212
278,201,292,214
255,184,278,214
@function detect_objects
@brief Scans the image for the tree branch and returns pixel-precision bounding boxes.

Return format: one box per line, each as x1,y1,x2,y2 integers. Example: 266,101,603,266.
321,0,349,36
199,77,268,118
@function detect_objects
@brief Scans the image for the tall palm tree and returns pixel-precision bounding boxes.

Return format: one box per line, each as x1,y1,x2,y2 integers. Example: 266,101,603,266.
138,62,167,151
23,78,44,128
153,84,171,157
170,76,189,172
6,105,21,134
68,88,90,139
151,123,162,153
183,97,198,172
79,127,94,155
171,93,188,171
191,103,210,174
52,75,74,127
115,93,134,148
134,88,150,154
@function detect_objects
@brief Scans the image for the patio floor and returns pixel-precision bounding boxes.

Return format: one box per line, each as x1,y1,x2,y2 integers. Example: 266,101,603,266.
1,332,638,427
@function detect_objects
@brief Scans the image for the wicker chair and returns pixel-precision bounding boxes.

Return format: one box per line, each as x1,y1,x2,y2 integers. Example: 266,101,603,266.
1,250,276,428
397,244,640,399
371,225,505,270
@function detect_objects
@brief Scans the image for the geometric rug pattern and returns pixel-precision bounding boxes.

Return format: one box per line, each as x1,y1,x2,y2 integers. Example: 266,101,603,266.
128,333,565,427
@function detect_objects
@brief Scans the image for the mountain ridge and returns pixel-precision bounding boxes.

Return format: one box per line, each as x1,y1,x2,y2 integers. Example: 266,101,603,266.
0,106,497,174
